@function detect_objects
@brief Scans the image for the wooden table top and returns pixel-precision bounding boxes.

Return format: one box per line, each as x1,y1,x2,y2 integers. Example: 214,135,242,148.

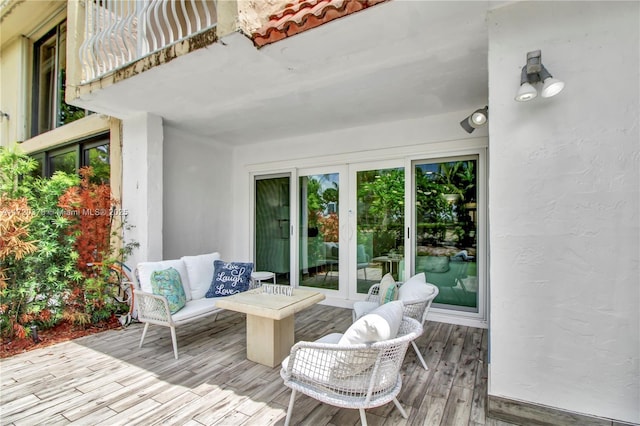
215,288,325,320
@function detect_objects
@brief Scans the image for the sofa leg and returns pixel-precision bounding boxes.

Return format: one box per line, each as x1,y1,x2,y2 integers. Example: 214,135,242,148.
170,326,178,359
139,322,149,349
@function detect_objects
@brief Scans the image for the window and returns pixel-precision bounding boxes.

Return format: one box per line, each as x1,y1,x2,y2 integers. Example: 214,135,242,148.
32,21,86,137
49,148,78,176
31,134,110,183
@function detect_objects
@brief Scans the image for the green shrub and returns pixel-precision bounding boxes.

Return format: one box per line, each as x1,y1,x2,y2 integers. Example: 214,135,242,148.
0,146,135,338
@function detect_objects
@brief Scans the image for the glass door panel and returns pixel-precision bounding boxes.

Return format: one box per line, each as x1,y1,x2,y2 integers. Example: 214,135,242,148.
355,167,405,294
255,175,291,284
414,158,478,311
299,173,340,291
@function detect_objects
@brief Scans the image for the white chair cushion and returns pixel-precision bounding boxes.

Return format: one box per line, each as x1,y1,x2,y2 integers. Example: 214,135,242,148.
379,273,397,304
171,298,219,323
138,259,192,300
352,301,379,321
398,272,434,302
338,301,402,378
340,300,403,345
181,252,221,299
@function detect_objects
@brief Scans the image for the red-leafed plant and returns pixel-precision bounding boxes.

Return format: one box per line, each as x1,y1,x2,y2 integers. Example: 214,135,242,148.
58,167,113,273
57,167,132,325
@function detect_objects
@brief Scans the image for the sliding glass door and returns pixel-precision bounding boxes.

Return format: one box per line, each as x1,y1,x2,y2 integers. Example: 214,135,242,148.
254,175,291,283
298,168,346,297
413,157,479,311
353,162,405,296
253,153,483,318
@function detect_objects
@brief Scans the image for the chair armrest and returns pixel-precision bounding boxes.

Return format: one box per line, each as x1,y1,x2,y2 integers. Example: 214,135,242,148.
134,289,173,325
365,284,381,303
284,340,377,382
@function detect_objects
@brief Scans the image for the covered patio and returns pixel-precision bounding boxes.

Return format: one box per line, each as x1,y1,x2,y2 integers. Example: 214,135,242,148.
1,304,494,425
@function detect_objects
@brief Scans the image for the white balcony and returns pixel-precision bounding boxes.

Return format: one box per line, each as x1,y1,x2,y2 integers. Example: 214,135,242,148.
78,0,217,83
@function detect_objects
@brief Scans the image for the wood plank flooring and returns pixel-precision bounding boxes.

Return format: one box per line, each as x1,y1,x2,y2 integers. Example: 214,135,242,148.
0,305,512,426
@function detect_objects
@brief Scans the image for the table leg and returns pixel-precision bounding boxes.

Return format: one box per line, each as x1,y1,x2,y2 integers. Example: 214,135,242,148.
246,314,294,368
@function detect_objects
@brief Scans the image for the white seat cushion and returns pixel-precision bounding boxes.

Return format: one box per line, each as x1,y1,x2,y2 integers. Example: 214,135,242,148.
138,259,192,300
172,298,219,323
181,252,221,299
398,272,434,302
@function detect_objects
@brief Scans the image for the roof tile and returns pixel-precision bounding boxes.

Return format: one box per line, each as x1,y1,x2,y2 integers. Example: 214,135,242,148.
252,0,389,48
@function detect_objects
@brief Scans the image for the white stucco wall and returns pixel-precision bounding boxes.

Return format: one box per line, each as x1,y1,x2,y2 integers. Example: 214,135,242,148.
488,2,639,423
0,37,28,145
162,126,233,259
122,113,164,267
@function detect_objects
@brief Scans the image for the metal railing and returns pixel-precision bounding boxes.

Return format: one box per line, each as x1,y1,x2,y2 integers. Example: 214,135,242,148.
79,0,217,82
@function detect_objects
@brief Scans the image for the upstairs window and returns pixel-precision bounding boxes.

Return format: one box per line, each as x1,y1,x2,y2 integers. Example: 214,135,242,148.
31,134,110,184
32,21,86,137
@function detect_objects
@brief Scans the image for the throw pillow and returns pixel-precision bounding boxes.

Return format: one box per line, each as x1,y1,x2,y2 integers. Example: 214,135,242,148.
206,260,253,298
335,300,404,377
379,273,397,304
181,252,221,299
339,300,404,345
150,267,186,314
138,259,192,299
398,272,435,302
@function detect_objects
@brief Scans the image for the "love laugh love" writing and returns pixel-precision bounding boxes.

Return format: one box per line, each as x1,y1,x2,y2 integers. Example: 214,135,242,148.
214,266,247,295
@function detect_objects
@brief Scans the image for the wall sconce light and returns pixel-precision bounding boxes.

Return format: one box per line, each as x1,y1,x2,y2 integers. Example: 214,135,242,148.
515,50,564,102
460,105,488,133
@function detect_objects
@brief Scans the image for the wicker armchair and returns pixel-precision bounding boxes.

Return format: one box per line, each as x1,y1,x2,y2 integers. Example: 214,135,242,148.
353,279,439,370
280,317,422,426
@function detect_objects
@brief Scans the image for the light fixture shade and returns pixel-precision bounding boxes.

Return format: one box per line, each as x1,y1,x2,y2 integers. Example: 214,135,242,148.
515,82,538,102
470,107,488,126
460,106,488,133
541,77,565,98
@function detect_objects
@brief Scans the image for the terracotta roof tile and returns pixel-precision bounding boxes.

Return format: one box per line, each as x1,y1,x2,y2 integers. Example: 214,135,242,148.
251,0,390,48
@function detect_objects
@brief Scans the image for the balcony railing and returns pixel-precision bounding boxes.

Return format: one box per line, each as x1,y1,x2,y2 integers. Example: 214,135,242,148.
79,0,217,83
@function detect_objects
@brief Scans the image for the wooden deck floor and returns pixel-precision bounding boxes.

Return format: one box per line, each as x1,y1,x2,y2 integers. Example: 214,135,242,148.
0,305,513,426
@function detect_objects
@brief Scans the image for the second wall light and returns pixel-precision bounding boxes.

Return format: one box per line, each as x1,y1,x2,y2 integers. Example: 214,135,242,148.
515,50,565,102
460,106,488,134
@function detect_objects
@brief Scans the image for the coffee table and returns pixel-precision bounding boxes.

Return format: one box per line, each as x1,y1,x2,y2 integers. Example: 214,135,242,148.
215,287,325,367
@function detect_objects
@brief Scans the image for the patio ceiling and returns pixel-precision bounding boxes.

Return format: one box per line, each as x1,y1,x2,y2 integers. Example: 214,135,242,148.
75,1,499,145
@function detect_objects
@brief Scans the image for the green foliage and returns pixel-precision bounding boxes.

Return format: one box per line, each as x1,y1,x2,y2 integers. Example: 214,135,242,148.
58,68,86,127
357,169,405,256
0,156,80,337
0,145,38,198
0,147,135,339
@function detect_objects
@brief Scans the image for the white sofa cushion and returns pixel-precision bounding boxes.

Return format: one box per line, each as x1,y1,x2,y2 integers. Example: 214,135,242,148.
138,259,192,300
172,298,220,323
398,272,434,302
181,252,221,299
